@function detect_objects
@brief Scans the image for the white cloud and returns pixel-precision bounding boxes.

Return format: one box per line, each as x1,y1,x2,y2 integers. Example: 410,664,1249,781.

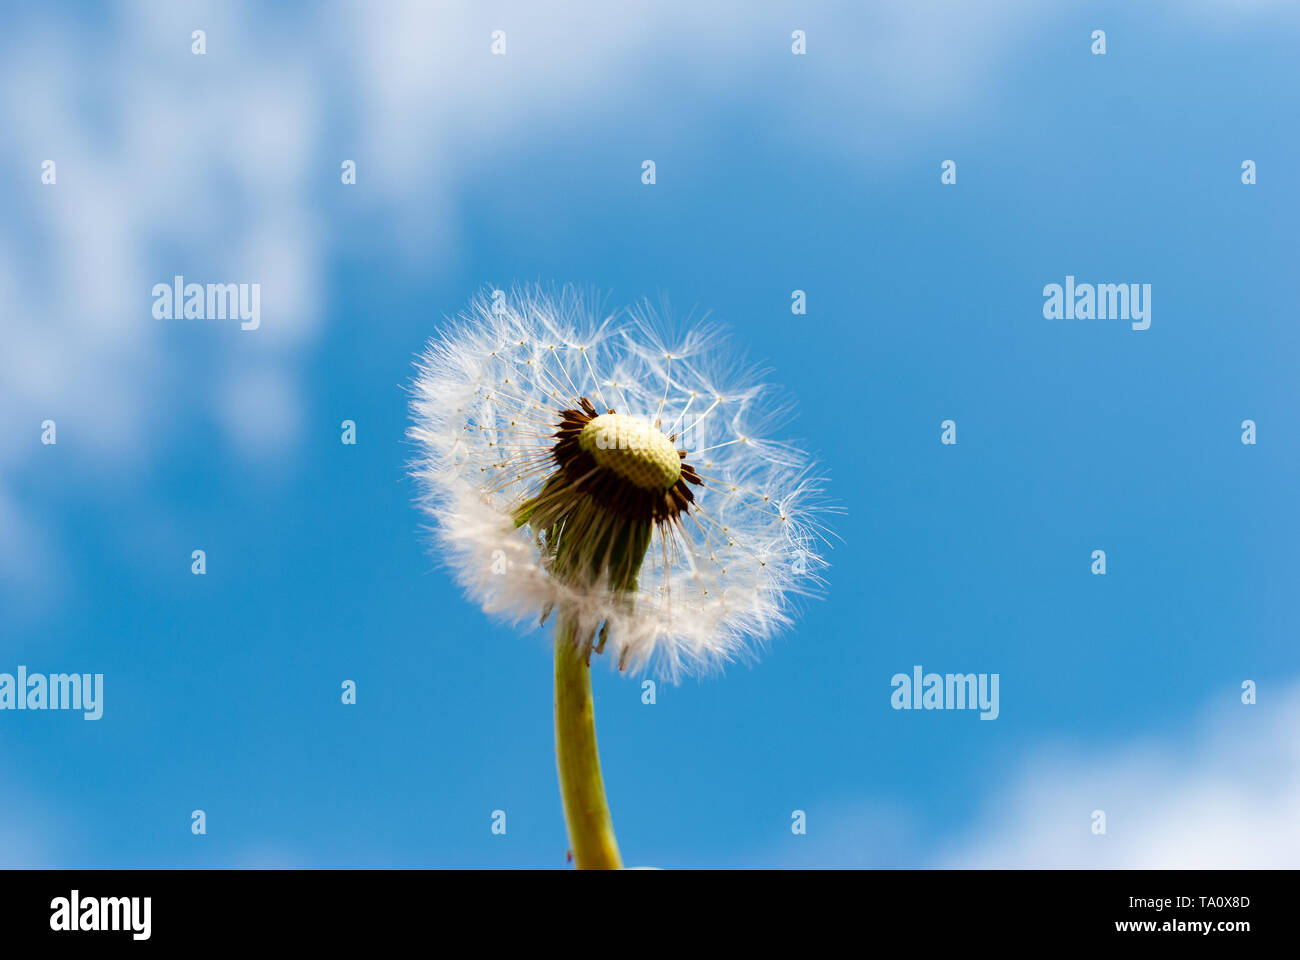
0,0,1113,597
943,684,1300,868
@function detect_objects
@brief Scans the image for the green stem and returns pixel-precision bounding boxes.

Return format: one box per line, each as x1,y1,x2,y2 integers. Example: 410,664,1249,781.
554,616,622,869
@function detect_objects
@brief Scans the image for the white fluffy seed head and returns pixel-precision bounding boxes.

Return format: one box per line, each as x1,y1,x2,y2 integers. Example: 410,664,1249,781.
409,284,833,680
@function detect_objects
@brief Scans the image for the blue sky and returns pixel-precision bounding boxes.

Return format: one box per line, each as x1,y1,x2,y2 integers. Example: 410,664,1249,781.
2,1,1298,868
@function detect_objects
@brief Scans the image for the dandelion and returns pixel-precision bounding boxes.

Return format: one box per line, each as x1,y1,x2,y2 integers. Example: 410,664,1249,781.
409,285,832,868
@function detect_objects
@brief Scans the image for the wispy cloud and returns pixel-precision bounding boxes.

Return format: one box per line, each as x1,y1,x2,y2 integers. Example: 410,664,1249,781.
0,1,1056,602
943,683,1300,868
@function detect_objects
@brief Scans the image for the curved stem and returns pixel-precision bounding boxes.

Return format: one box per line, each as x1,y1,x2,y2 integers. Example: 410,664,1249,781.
554,617,622,869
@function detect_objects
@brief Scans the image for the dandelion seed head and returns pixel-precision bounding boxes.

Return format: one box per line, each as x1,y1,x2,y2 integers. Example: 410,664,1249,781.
409,284,833,679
